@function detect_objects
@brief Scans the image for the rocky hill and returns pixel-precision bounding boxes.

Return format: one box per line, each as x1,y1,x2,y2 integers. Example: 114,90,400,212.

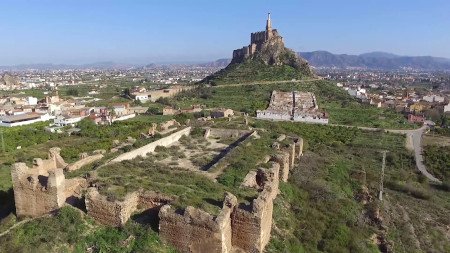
202,14,315,85
0,73,20,87
300,51,450,70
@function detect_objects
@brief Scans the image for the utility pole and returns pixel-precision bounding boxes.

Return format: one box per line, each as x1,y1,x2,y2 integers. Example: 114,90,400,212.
0,130,5,153
379,150,387,201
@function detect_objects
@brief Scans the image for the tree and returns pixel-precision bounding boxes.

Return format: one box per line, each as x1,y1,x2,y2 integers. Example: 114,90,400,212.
66,88,79,97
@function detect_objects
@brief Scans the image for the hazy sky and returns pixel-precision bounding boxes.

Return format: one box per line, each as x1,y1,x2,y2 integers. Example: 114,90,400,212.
1,0,449,65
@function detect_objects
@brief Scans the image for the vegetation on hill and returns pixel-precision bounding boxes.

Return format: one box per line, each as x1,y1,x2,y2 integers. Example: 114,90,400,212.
423,145,450,181
175,80,414,129
0,206,176,253
202,58,312,85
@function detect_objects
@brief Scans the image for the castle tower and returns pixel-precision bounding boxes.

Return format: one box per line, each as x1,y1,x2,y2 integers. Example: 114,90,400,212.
266,13,272,40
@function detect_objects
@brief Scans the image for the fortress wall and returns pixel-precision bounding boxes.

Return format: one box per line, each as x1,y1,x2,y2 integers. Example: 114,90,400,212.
204,128,253,139
271,151,290,182
231,162,280,252
295,137,304,158
85,187,139,227
66,154,104,172
159,193,237,253
288,143,296,170
109,127,191,163
64,177,88,199
11,163,66,218
85,188,173,227
137,190,173,210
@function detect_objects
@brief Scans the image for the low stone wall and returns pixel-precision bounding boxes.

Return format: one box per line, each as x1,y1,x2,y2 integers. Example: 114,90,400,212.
66,154,104,171
204,128,253,139
109,127,191,164
159,193,237,253
85,188,173,227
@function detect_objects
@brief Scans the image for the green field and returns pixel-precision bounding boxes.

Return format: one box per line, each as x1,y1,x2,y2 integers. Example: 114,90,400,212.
174,80,415,129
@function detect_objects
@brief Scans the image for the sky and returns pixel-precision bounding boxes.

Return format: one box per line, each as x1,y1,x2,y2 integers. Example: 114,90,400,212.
0,0,449,65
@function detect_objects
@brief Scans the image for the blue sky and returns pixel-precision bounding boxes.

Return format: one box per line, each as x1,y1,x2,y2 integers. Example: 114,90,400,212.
0,0,449,65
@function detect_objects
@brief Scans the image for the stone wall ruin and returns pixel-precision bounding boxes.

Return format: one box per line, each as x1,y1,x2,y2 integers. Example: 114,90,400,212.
85,188,173,227
11,148,87,218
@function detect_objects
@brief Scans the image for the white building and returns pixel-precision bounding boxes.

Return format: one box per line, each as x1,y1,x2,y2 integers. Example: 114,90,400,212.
133,93,149,102
27,97,38,106
423,95,445,103
444,103,450,113
0,113,54,127
54,115,86,127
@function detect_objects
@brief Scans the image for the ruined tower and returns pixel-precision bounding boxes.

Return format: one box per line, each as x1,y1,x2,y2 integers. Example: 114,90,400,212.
266,13,272,40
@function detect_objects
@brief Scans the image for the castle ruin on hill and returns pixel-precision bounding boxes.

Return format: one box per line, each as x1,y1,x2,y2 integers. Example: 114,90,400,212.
232,13,283,64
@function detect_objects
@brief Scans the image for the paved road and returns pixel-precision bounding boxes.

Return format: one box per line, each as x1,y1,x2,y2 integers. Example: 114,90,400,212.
330,124,441,183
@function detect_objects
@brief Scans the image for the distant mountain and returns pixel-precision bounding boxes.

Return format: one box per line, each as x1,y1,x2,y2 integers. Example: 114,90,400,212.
299,51,450,71
0,62,136,71
197,59,231,68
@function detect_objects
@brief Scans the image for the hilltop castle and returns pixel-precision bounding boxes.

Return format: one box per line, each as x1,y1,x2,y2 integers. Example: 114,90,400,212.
232,13,284,64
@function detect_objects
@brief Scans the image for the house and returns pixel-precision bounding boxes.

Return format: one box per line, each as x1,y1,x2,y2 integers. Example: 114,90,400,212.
0,113,53,127
133,92,149,102
54,115,86,127
423,95,445,103
211,108,234,118
444,103,450,113
408,114,425,124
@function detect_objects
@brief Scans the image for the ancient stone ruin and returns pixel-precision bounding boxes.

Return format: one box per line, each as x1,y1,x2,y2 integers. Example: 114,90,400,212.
85,188,173,227
11,148,87,218
9,130,305,253
157,139,300,253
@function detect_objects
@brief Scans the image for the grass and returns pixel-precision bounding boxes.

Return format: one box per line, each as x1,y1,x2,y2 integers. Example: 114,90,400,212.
174,80,415,129
0,206,176,253
95,155,258,215
202,59,310,85
423,144,450,181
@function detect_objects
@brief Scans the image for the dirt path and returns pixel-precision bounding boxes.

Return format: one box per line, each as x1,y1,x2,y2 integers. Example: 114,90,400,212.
211,78,320,88
0,218,31,238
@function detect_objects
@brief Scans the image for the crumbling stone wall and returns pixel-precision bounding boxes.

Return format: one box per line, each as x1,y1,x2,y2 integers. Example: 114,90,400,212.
85,188,139,227
231,162,280,253
159,193,237,253
271,151,290,182
11,163,66,218
85,188,173,227
66,153,104,171
295,137,304,158
203,128,253,139
109,127,191,164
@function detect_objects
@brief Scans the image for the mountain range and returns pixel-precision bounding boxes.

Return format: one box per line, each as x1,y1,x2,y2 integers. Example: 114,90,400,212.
2,51,450,71
198,51,450,71
299,51,450,71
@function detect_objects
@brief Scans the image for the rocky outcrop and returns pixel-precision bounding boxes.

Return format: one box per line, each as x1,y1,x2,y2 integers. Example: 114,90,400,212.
0,73,20,87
